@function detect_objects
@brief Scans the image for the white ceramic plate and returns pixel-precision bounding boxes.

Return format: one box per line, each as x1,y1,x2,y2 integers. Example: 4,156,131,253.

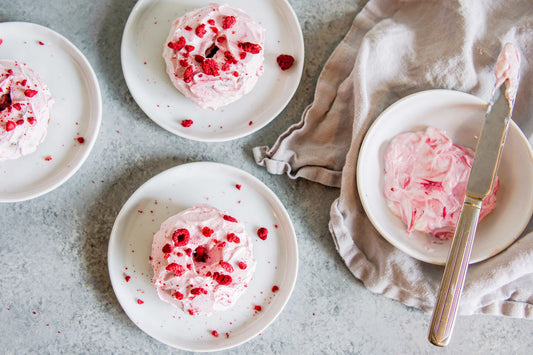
357,89,533,265
0,22,102,202
108,162,298,351
121,0,304,142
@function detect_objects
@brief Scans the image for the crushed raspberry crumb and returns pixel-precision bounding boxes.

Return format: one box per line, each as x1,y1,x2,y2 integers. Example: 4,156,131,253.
239,52,246,60
5,120,16,131
202,58,220,76
172,228,190,246
220,261,234,273
191,287,208,295
193,246,208,263
181,119,193,127
166,263,185,276
222,16,236,29
210,27,219,34
235,184,241,190
162,243,173,253
233,71,239,77
211,330,219,337
24,89,38,97
0,39,2,45
238,261,247,270
183,65,193,83
168,36,186,50
238,42,262,54
185,26,192,31
173,291,184,300
195,24,207,38
208,19,215,26
44,155,52,161
38,41,44,45
12,103,21,111
272,285,279,292
184,248,192,256
254,305,262,311
137,299,144,304
248,121,253,126
223,215,238,223
277,54,295,71
213,272,232,285
77,137,85,143
194,55,204,63
257,227,268,240
217,36,226,43
179,59,189,67
185,45,195,52
217,241,226,248
202,226,214,237
227,233,240,243
125,275,131,282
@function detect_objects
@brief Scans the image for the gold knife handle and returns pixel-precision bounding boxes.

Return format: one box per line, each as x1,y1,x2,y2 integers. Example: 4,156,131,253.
428,195,482,346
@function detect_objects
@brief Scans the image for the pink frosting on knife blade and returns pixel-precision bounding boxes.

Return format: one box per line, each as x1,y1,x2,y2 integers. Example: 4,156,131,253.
493,43,520,104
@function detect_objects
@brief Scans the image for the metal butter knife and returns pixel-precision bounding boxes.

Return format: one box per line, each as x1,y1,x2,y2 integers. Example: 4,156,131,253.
428,85,513,346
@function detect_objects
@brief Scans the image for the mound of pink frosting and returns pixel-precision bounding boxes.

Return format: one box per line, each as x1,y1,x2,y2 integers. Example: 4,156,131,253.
162,3,265,110
383,127,498,240
150,204,256,316
0,60,53,161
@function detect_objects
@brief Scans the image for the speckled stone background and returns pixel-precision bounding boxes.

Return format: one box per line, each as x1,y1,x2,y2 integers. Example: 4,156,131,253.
1,0,532,353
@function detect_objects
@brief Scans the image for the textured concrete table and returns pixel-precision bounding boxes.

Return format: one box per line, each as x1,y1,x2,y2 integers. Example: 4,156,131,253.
1,0,532,353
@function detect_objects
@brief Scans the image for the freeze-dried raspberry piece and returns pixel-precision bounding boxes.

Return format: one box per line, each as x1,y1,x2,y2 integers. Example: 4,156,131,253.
183,65,194,83
216,36,226,44
277,54,295,71
202,58,220,76
77,137,85,143
222,16,236,29
257,227,268,240
202,226,214,237
213,272,232,285
239,52,246,60
181,119,193,127
254,305,262,311
12,103,21,111
168,36,186,50
185,45,195,52
44,155,52,161
24,89,38,97
184,26,192,31
211,27,219,34
162,243,173,253
173,291,184,300
217,241,226,248
184,248,192,256
179,59,189,67
235,184,241,190
172,228,190,246
5,120,16,131
191,287,208,295
27,117,36,125
220,261,234,273
211,330,219,337
194,246,208,263
166,263,185,276
125,275,131,282
194,55,205,63
272,285,279,292
137,299,144,304
238,42,262,54
226,233,240,243
238,261,247,270
223,215,238,223
224,51,238,64
208,19,215,26
195,24,207,38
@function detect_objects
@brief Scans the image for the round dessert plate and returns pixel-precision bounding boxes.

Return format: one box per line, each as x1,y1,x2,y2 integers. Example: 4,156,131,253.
121,0,304,142
357,89,533,265
0,22,102,202
108,162,298,351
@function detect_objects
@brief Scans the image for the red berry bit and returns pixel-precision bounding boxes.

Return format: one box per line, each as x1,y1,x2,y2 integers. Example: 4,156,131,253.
44,155,52,161
124,275,131,282
257,227,268,240
235,184,241,190
226,233,240,243
5,120,16,132
27,117,36,125
181,119,193,127
213,272,232,285
172,228,190,246
222,16,236,29
24,89,38,97
272,285,279,292
194,55,205,63
254,305,262,311
183,65,194,83
193,246,208,263
162,243,173,253
12,103,22,111
220,261,234,273
137,299,144,305
202,226,214,237
190,287,208,295
185,45,195,53
173,291,184,300
202,58,220,76
277,54,295,71
211,330,219,337
238,261,247,270
223,215,238,223
238,42,262,54
166,263,185,276
168,36,186,50
195,24,207,38
216,36,226,44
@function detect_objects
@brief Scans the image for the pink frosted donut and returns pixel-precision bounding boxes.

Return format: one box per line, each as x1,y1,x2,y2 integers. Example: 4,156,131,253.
162,3,265,110
0,60,53,161
150,204,256,316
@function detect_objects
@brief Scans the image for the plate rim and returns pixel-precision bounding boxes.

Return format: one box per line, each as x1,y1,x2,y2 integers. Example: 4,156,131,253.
120,0,305,142
107,161,299,351
0,21,103,202
357,88,533,265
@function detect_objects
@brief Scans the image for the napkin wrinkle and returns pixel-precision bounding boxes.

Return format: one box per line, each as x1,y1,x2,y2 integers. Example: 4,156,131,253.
254,0,533,318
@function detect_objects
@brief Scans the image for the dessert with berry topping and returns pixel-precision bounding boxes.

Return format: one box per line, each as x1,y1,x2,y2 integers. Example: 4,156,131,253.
383,127,498,240
162,3,265,110
149,204,256,316
0,60,53,161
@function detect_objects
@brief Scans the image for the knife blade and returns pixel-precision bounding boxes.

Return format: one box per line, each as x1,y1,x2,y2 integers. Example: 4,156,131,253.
428,84,513,347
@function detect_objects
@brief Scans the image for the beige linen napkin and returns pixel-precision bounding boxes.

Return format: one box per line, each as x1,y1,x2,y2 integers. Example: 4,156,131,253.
253,0,533,317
